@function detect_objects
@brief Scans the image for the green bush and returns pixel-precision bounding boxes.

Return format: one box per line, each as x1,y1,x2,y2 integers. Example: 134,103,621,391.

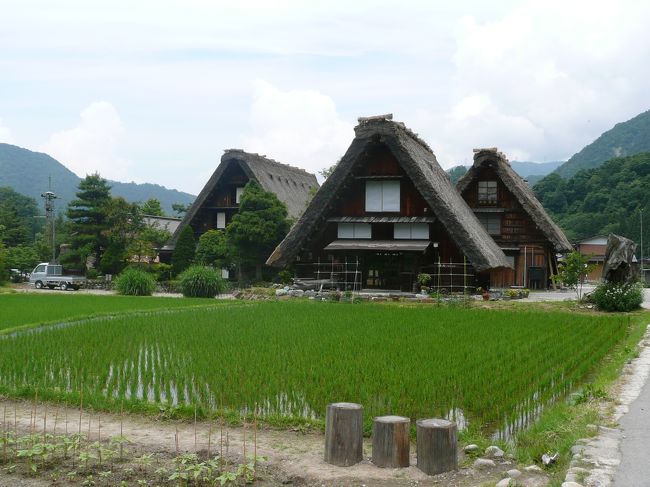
179,265,227,298
113,268,156,296
590,281,643,312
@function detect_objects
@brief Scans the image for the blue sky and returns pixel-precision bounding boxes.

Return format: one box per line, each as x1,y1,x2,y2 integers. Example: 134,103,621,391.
1,0,650,195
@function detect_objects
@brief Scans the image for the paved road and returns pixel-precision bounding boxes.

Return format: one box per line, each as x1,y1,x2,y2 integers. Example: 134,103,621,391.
614,376,650,486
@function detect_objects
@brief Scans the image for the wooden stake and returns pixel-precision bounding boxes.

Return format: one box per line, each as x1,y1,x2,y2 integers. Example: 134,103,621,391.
194,407,197,451
2,404,6,464
119,402,124,461
253,409,258,476
242,415,246,463
98,415,102,467
87,414,91,442
174,425,179,456
42,404,47,442
78,388,84,436
53,408,59,437
64,401,68,436
207,422,212,459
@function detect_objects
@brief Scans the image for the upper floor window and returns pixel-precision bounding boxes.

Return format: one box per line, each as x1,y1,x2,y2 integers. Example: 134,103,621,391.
216,212,226,229
477,213,501,235
478,181,497,205
394,223,429,239
365,180,400,212
337,223,371,239
235,187,245,204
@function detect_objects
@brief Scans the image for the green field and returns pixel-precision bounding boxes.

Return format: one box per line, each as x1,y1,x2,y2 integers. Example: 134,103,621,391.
0,299,628,436
0,293,225,332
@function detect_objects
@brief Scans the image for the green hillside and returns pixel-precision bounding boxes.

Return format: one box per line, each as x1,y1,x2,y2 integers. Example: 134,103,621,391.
534,152,650,251
555,109,650,178
0,143,195,215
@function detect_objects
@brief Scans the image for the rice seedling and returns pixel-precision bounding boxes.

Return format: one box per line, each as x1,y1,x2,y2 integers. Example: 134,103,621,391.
0,301,628,437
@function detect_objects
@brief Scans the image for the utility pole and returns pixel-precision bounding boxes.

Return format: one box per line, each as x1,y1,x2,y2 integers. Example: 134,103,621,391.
41,189,58,263
641,208,645,278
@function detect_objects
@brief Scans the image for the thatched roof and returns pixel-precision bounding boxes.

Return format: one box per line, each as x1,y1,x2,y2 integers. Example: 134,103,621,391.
267,116,511,271
167,150,318,248
457,148,572,252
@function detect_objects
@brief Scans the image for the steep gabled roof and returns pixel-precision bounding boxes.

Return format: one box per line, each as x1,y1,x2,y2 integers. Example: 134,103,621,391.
457,148,572,252
168,150,318,247
267,115,511,271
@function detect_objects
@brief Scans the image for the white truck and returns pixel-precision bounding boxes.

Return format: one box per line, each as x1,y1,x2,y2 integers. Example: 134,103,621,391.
28,263,86,291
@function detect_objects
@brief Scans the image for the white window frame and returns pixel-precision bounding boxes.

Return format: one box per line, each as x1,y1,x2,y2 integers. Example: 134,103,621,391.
235,186,245,204
365,180,400,212
394,223,429,239
337,223,371,239
216,212,226,229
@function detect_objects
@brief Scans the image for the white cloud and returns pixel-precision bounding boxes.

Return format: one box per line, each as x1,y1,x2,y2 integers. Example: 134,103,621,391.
242,80,353,177
41,101,129,180
0,117,13,144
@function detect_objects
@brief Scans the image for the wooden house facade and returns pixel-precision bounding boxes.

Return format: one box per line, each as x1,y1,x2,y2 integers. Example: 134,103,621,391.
267,115,511,292
456,149,572,289
160,150,318,263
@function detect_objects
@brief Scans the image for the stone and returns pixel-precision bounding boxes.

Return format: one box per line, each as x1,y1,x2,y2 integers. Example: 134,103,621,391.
485,445,505,458
524,465,543,473
473,458,496,469
570,445,585,455
275,289,287,296
506,468,522,478
415,293,429,299
561,482,584,487
463,444,480,453
496,479,513,487
288,289,304,297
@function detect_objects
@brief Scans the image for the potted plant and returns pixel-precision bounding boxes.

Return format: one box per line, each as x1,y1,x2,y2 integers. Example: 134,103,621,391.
417,273,432,294
477,286,490,301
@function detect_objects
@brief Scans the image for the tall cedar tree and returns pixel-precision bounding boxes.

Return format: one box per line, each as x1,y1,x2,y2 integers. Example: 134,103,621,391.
172,225,196,275
226,180,290,280
141,198,165,216
101,197,144,274
66,173,112,269
195,229,229,268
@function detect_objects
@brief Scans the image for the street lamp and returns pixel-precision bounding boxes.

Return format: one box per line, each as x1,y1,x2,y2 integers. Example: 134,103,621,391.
640,208,645,278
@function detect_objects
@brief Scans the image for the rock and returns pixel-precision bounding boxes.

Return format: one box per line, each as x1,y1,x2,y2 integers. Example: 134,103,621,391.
542,452,559,465
415,293,429,299
473,458,496,469
485,445,505,458
570,445,585,455
288,289,304,297
561,482,584,487
496,479,513,487
275,289,287,296
463,444,480,453
524,465,543,473
506,468,522,478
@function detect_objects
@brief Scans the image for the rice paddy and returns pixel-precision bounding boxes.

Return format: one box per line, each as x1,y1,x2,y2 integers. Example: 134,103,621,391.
0,299,628,437
0,294,224,331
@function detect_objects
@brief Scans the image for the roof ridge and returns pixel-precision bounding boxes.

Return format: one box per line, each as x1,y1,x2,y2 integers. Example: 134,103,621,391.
223,149,312,176
355,114,433,153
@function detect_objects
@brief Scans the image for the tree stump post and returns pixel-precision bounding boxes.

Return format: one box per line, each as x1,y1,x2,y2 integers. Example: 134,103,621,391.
324,402,363,467
416,418,457,475
372,415,410,468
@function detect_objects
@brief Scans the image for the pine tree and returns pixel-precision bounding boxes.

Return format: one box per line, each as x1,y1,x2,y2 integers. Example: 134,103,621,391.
226,180,289,281
65,173,112,269
172,225,196,275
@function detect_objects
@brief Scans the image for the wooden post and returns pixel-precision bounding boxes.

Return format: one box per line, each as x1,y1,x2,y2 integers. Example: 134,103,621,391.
324,402,363,467
371,415,410,468
416,418,457,475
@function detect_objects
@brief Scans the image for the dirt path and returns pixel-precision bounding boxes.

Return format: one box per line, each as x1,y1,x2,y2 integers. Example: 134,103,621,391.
0,397,551,487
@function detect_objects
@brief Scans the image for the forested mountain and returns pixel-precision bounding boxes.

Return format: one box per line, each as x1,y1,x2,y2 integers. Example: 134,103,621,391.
0,143,195,215
555,109,650,178
534,153,650,249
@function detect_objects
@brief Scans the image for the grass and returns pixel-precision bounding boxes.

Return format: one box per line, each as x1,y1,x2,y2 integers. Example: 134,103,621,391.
510,309,649,485
0,293,226,332
0,300,630,440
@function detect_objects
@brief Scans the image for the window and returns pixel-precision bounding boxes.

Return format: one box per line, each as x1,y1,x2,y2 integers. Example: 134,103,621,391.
394,223,429,239
35,265,46,273
477,214,501,235
221,268,230,279
337,223,371,239
216,212,226,229
235,187,245,204
365,180,400,212
478,181,497,204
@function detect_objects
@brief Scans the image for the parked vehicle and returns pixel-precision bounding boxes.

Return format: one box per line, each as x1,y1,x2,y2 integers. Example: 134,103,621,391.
28,263,86,291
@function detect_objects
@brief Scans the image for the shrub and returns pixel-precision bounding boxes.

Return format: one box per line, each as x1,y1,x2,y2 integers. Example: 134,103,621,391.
277,270,293,285
179,265,227,298
114,268,156,296
590,281,643,312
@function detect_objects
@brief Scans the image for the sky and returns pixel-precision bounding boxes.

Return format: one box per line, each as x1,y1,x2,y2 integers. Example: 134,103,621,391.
2,0,650,195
